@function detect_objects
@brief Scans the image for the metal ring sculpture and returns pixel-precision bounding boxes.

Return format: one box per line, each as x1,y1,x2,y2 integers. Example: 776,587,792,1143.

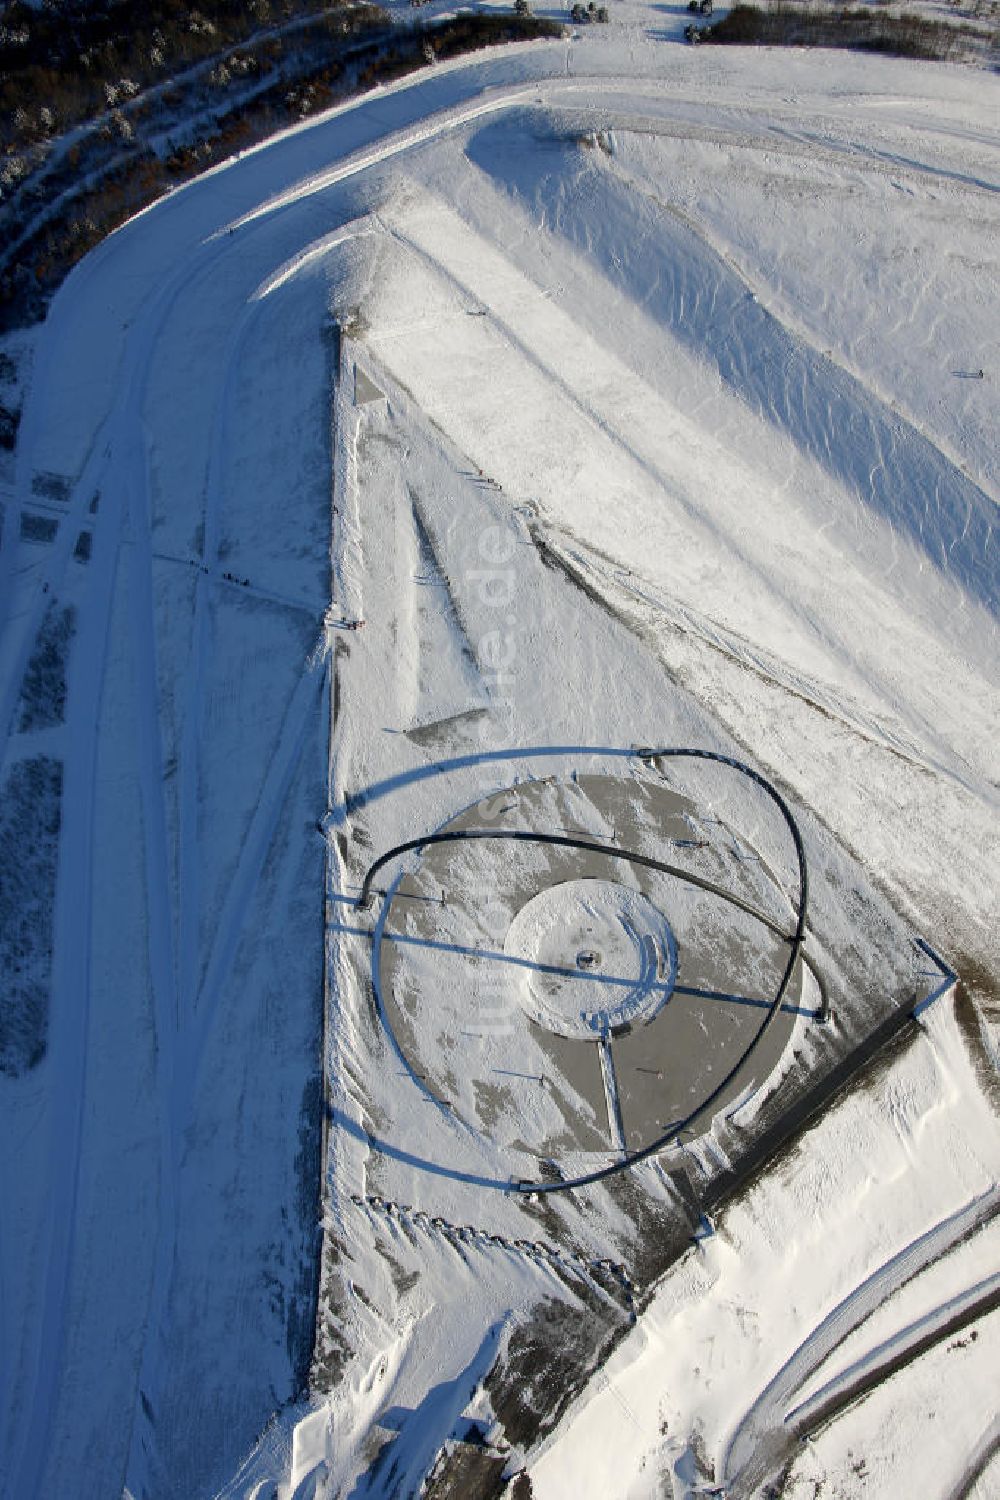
356,749,808,1195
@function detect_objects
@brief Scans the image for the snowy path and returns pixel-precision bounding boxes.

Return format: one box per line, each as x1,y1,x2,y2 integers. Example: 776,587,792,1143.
0,456,126,1500
3,138,335,1498
0,244,203,1489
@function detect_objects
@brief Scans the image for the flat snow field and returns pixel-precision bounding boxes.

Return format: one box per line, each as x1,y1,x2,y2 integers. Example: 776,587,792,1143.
0,12,998,1500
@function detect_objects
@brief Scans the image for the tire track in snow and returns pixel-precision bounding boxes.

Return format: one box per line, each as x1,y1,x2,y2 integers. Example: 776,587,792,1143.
723,1185,1000,1496
175,230,346,1047
785,1271,1000,1438
117,430,187,1500
176,294,261,1037
227,87,544,233
181,652,329,1092
122,234,335,1494
943,1411,1000,1500
93,236,255,1498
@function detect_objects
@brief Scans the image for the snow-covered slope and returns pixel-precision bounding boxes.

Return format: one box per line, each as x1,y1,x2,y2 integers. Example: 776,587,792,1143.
0,19,997,1500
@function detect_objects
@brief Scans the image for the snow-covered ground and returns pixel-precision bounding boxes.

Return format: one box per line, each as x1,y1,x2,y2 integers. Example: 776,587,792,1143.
530,1000,1000,1498
0,13,997,1500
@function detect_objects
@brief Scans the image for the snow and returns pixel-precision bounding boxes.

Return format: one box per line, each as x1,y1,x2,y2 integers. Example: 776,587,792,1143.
0,15,997,1500
529,1003,1000,1499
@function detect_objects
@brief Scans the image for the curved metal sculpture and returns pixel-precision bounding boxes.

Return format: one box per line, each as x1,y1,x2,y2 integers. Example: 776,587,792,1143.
356,748,808,1195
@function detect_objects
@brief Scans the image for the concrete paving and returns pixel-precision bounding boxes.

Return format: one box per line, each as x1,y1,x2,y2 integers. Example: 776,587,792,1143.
377,768,807,1168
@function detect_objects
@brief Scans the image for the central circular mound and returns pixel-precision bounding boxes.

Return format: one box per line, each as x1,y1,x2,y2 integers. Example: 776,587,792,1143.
503,879,677,1040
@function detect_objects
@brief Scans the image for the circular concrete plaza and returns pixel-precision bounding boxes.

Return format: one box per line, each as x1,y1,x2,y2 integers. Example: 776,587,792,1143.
374,765,816,1175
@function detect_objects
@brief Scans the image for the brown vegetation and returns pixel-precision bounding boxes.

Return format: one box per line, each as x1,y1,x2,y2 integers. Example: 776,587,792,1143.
700,3,989,58
0,10,562,332
1,0,350,152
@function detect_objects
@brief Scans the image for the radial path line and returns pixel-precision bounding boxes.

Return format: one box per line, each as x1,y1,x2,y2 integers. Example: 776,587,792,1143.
598,1036,627,1153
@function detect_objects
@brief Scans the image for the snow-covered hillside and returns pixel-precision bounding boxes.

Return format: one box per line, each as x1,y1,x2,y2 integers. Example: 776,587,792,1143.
0,16,997,1500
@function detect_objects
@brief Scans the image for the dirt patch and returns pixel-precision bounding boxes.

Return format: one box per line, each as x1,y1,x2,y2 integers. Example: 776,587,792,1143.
952,976,1000,1109
310,1232,353,1392
954,953,1000,1014
486,1294,628,1451
287,1070,325,1394
424,1442,508,1499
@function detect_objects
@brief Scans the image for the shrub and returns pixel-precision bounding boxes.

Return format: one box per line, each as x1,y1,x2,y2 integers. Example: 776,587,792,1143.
0,9,563,332
701,3,970,57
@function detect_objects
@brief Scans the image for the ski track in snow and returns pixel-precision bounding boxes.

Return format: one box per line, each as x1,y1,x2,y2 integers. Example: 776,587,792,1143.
123,256,332,1493
176,292,255,1042
118,428,185,1497
1,229,245,1495
723,1185,1000,1494
1,371,130,1500
785,1270,1000,1434
187,654,328,1075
